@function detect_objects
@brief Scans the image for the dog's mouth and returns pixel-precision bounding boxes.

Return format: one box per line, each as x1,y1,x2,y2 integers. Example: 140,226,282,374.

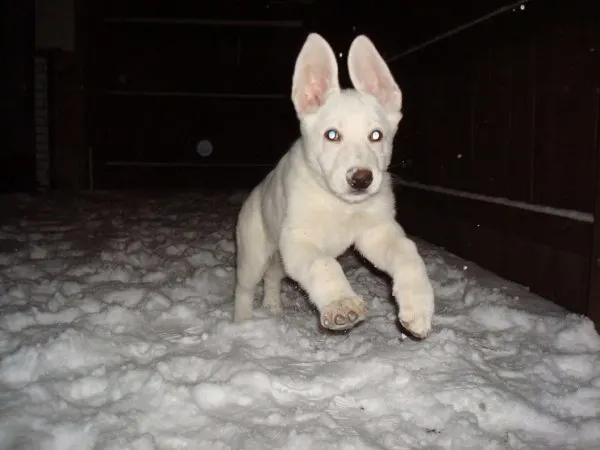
349,188,370,196
341,187,375,203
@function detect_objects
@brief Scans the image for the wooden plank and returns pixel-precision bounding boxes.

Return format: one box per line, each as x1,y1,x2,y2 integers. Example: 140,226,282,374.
236,27,306,95
94,23,239,93
589,151,600,330
95,164,271,190
395,186,592,315
92,94,299,166
426,39,472,191
505,15,537,203
470,20,502,197
532,15,598,213
392,31,474,191
51,51,87,190
93,23,304,95
470,14,535,201
102,18,303,28
93,0,306,22
361,0,526,62
392,10,537,200
396,185,592,256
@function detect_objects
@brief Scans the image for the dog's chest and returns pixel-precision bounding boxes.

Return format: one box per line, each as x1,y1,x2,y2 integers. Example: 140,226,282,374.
307,208,372,256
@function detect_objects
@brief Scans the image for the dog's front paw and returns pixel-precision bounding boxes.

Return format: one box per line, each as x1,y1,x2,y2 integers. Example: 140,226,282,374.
320,297,367,331
396,285,434,339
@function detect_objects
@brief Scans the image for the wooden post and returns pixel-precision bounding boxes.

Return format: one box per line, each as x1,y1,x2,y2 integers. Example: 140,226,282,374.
587,3,600,331
588,87,600,332
0,0,35,192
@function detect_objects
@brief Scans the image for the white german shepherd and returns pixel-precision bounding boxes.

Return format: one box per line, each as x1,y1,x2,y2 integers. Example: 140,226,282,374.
233,33,434,338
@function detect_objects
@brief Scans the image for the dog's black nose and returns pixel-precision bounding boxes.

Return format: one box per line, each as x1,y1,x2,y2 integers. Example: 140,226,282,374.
348,168,373,190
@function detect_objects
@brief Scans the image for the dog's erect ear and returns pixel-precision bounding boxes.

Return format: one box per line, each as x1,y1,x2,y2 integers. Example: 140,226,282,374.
347,35,402,113
291,33,340,115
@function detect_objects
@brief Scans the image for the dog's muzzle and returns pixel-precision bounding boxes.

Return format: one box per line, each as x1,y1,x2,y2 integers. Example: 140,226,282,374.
346,168,373,191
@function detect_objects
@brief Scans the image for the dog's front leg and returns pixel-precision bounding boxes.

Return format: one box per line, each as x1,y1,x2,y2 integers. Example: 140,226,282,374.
355,221,434,338
280,231,367,330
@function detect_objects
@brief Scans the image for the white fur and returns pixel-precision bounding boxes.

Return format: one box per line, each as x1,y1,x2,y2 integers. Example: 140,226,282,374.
233,33,434,337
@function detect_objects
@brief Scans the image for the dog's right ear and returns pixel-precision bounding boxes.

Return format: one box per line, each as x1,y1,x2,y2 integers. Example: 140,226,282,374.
291,33,340,116
347,35,402,115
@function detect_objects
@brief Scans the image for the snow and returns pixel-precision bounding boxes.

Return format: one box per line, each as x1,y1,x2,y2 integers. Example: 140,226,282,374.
1,190,599,450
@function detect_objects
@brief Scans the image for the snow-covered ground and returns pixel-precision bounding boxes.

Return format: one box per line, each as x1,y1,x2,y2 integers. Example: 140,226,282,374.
1,190,599,450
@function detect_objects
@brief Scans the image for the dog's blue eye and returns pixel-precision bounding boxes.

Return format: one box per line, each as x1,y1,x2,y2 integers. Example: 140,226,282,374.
324,129,341,141
369,130,383,142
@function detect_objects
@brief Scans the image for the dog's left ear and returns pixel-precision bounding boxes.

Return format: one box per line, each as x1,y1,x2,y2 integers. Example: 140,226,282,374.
347,35,402,114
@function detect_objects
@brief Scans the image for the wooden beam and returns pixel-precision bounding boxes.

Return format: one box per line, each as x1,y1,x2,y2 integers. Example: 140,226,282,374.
587,73,600,332
103,17,303,28
95,164,271,190
396,185,593,256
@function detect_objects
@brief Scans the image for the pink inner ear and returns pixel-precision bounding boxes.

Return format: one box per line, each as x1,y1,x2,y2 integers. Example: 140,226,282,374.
348,43,402,110
366,76,381,97
362,66,400,110
298,66,330,112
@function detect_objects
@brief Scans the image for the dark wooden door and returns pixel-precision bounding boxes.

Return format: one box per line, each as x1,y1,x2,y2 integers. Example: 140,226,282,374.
83,1,307,190
0,0,35,193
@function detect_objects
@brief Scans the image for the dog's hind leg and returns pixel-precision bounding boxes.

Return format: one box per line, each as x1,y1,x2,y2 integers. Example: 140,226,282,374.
234,237,272,322
234,198,273,322
263,252,285,315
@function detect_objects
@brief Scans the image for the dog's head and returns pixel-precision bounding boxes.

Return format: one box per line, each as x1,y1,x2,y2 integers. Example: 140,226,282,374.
291,33,403,203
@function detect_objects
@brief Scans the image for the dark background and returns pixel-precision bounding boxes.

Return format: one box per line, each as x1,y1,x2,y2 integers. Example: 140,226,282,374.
2,0,600,329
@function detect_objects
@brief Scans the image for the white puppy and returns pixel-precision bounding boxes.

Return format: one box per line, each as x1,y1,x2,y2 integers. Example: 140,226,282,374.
233,33,434,338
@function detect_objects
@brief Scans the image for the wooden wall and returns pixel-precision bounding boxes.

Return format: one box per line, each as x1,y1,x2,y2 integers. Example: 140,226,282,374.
1,0,36,193
83,0,307,189
389,1,600,325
